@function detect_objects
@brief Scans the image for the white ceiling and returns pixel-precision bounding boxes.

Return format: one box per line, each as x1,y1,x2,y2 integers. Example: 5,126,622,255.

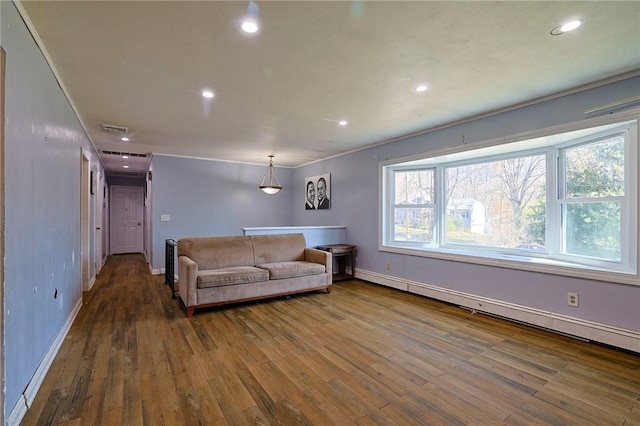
18,1,640,177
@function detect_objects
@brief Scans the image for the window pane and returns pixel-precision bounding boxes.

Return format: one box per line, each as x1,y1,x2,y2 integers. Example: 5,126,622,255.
394,170,433,204
446,155,546,248
564,202,621,261
565,136,624,198
394,207,433,242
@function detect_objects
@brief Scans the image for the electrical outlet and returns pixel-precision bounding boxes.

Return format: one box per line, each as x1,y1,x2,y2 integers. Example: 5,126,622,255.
567,292,579,307
385,262,391,270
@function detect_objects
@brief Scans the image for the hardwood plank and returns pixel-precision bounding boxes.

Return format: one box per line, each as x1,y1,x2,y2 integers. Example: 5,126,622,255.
532,388,627,425
76,377,107,426
402,384,492,425
207,363,256,412
141,394,166,425
264,346,323,393
420,371,512,422
279,392,335,425
100,406,123,426
326,377,396,424
298,387,353,424
20,254,640,425
330,369,390,410
206,373,254,424
176,385,224,425
235,367,307,425
102,348,124,411
240,405,269,425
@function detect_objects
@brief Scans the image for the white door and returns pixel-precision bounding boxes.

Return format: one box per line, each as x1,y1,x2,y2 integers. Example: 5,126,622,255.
110,186,144,254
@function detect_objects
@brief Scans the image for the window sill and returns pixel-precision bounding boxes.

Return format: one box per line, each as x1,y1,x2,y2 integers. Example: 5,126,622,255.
380,244,639,286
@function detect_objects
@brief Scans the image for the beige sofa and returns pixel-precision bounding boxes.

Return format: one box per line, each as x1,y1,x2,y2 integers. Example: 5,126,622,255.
177,233,332,316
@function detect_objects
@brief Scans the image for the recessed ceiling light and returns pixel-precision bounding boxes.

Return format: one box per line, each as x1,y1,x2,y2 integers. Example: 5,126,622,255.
122,155,129,159
338,120,348,126
121,136,130,141
561,20,582,32
416,85,428,92
241,20,259,34
240,1,260,34
202,90,215,98
123,165,130,169
551,19,583,35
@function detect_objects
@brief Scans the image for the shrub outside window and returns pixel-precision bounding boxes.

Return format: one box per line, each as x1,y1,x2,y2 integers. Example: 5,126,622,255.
560,136,625,261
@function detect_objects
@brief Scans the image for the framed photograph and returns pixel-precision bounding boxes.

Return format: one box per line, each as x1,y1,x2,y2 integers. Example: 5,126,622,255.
305,173,331,210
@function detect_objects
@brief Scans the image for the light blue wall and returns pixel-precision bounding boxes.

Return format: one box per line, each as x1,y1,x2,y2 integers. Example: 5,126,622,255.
147,77,639,334
150,155,294,270
2,2,102,416
3,0,637,420
292,75,640,332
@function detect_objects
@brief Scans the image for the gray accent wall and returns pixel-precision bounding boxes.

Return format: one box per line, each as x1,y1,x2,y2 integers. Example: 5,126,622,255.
150,155,294,270
2,2,102,417
291,75,640,332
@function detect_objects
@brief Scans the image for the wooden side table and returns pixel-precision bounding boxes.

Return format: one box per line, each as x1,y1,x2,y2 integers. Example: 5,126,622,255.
316,244,356,281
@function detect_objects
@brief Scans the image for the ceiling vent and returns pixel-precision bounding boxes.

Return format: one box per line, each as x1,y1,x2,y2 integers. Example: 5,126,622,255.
101,150,148,157
101,123,128,134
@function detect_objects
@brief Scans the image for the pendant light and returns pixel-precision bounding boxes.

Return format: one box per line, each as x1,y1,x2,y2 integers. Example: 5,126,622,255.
259,155,283,194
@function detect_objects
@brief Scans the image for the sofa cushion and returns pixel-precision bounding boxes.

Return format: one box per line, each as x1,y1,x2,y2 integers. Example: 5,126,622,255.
197,266,269,289
179,236,254,270
257,261,326,280
250,233,306,264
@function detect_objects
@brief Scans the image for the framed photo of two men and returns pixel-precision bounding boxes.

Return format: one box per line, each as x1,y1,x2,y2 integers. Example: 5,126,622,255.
305,173,331,210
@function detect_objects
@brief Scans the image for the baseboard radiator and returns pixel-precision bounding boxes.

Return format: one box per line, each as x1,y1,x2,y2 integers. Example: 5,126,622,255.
355,269,639,354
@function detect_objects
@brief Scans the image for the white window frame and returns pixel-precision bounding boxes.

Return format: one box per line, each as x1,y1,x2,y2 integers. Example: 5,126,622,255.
388,167,436,247
380,111,639,285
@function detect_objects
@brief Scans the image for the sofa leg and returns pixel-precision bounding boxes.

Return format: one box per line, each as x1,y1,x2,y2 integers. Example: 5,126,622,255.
187,307,195,317
327,286,332,294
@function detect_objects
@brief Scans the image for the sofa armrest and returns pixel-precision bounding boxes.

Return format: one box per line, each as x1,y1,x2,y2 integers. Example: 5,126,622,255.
178,255,198,310
305,248,332,283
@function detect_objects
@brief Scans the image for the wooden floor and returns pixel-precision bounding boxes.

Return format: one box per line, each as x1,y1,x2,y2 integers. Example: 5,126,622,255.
21,254,640,425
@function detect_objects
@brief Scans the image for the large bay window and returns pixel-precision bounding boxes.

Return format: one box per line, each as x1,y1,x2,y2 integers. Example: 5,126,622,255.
381,114,638,283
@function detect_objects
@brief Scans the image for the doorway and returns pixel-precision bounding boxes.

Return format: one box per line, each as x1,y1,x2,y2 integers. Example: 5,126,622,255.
110,185,144,254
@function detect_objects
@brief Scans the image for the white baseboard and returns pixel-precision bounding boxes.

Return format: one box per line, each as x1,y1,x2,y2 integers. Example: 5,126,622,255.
87,275,96,291
355,269,639,353
7,298,83,426
150,268,178,283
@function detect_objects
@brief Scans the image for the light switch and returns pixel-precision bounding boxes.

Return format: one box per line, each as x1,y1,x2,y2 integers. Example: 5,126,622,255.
160,214,171,222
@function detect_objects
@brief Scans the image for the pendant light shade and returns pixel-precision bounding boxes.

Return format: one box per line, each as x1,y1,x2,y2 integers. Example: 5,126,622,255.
259,155,283,194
